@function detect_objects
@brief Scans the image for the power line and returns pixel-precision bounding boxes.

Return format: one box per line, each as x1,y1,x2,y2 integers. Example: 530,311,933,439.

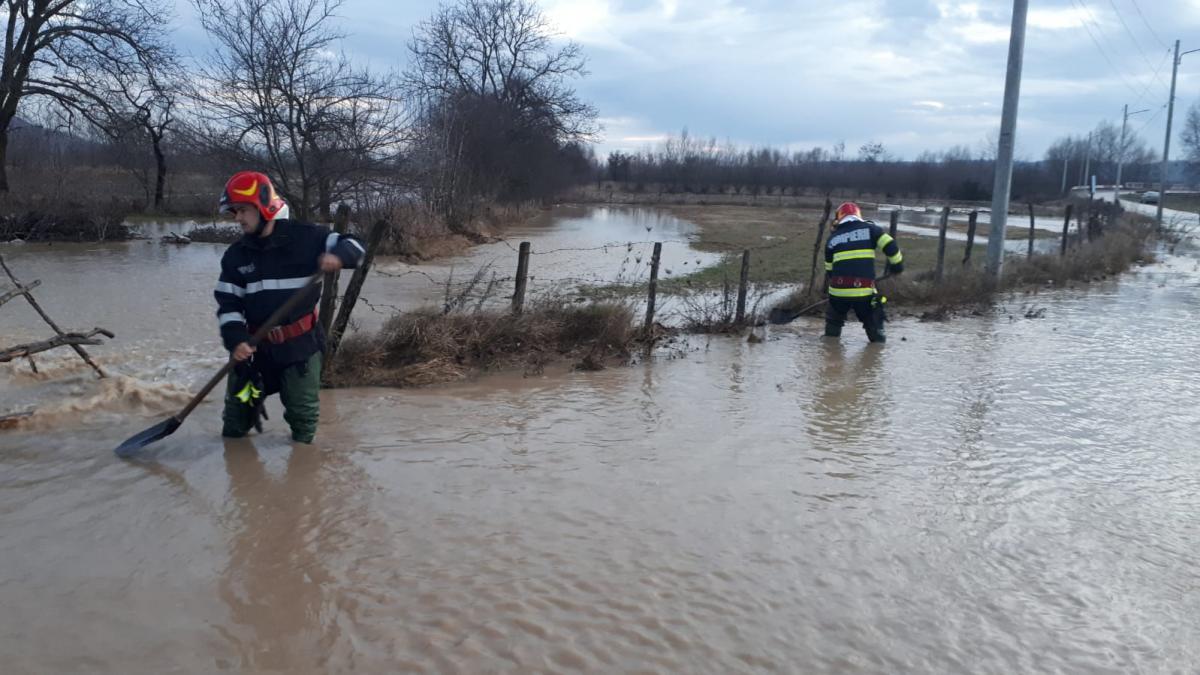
1105,0,1171,89
1068,0,1154,100
1131,103,1167,139
1127,0,1169,50
1127,47,1174,110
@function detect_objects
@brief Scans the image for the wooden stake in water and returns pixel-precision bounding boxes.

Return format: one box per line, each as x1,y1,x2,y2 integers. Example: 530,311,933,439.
735,249,750,324
806,199,832,298
644,242,662,336
512,241,531,314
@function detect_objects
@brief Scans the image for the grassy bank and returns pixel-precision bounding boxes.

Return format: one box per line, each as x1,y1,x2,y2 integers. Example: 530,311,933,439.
0,209,132,242
770,216,1155,319
325,299,637,388
1163,194,1200,214
650,204,988,292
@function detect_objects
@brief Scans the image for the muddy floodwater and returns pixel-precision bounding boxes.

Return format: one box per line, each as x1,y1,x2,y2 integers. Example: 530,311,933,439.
2,206,1200,673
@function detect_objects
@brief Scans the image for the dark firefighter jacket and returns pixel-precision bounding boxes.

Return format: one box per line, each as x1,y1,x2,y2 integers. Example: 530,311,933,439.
823,217,904,298
214,219,365,365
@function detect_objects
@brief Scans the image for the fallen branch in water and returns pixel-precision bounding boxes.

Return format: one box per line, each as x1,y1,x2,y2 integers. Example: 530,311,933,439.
0,410,34,430
0,328,114,362
0,253,109,378
0,279,41,307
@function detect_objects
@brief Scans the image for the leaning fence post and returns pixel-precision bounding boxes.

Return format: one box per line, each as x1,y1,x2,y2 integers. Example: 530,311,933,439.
643,242,662,336
512,241,531,314
935,206,950,283
324,217,390,381
889,209,899,239
735,249,750,324
1060,203,1073,256
805,199,832,298
319,203,352,334
963,210,979,266
1027,202,1036,257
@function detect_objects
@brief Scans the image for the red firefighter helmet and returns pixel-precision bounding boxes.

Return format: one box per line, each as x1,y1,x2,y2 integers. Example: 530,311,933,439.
219,171,287,222
835,201,862,223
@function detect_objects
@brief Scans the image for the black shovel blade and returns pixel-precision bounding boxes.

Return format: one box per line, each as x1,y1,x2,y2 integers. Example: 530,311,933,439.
767,307,801,325
114,417,181,458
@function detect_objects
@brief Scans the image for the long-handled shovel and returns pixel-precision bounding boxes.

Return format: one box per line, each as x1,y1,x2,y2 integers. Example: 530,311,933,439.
114,273,322,458
765,272,894,325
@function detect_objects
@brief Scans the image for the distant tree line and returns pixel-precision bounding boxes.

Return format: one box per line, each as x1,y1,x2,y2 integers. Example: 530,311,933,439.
605,134,1050,202
604,116,1177,204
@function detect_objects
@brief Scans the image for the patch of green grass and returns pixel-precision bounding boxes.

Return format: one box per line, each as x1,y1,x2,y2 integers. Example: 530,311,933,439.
656,204,992,292
1163,194,1200,214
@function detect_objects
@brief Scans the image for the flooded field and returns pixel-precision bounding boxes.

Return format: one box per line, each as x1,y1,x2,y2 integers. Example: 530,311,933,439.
2,206,1199,673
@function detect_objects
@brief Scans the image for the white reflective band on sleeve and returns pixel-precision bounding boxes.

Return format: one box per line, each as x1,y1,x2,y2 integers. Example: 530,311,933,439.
244,277,315,295
325,232,340,251
218,312,246,326
346,238,366,255
215,281,246,297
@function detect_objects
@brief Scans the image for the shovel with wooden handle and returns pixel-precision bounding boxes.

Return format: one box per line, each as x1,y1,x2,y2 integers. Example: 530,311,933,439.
114,273,322,458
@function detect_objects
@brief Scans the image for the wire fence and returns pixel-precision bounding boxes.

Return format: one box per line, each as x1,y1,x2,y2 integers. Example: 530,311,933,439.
340,197,1127,334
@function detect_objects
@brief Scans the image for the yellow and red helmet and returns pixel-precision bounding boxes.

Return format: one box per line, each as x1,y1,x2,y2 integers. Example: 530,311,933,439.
835,201,862,223
219,171,287,222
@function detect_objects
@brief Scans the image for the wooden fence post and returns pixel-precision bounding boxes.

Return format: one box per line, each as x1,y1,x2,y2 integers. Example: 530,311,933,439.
935,206,950,283
735,249,750,324
805,199,832,297
1060,204,1073,256
324,218,390,379
963,210,978,266
319,203,352,334
512,241,531,314
1027,203,1036,257
644,242,662,336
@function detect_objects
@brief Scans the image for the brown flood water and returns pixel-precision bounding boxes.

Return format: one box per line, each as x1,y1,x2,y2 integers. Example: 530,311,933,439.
2,209,1200,673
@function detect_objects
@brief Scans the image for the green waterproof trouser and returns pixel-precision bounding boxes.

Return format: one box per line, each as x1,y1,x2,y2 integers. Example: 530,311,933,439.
222,352,322,443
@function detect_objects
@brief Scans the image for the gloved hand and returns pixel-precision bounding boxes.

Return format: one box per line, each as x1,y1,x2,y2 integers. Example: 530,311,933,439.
232,361,269,433
886,261,905,275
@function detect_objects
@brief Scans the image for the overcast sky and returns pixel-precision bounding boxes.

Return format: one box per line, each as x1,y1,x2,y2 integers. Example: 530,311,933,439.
172,0,1200,161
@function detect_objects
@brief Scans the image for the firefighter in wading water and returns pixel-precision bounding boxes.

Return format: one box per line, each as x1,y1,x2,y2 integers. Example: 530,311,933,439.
213,171,365,443
823,201,904,343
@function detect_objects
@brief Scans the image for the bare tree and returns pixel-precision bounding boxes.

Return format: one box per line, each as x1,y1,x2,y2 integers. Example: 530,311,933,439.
1183,101,1200,168
89,57,183,208
191,0,408,220
858,141,887,163
405,0,595,139
405,0,597,227
0,1,170,193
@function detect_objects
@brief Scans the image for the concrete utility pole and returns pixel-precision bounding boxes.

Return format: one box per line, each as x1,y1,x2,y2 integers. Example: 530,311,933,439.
1060,158,1070,195
1082,132,1092,190
986,0,1029,280
1157,41,1200,226
1116,104,1149,191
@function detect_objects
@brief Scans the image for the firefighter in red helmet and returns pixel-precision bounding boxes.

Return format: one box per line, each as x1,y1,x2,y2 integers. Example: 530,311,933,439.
823,202,904,343
213,171,366,442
